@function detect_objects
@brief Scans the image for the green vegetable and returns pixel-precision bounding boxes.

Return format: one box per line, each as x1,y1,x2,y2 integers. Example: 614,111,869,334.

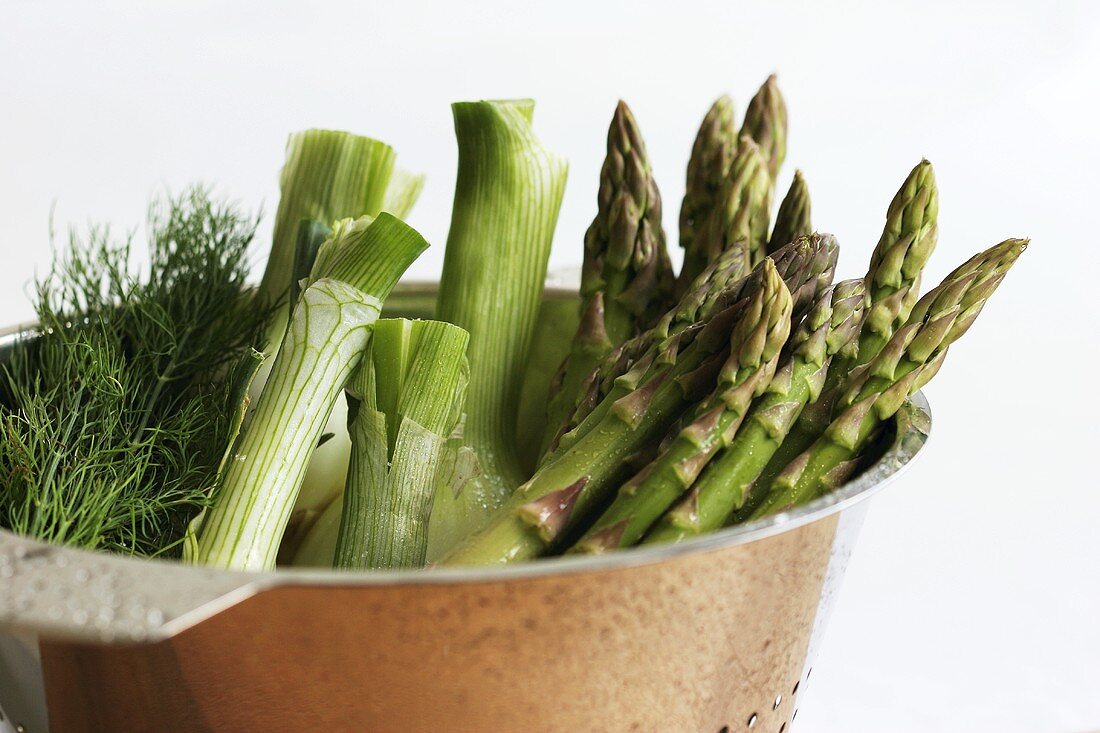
750,238,1026,517
540,100,675,460
678,95,738,293
768,170,811,254
428,99,568,556
754,160,940,499
259,130,396,307
740,74,788,185
191,214,428,570
685,136,771,282
442,236,835,565
571,259,793,553
645,278,865,544
0,189,268,555
335,319,468,569
547,233,836,462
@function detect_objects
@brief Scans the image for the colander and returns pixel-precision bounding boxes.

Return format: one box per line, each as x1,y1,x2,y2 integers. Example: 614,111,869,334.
0,282,931,733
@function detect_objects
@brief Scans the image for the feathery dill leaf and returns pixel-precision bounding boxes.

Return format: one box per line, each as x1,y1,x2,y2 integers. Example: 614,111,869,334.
0,187,268,556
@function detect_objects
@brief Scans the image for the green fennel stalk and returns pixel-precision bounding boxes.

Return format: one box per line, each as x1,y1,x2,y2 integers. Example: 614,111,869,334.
191,214,428,570
335,318,469,570
427,99,568,560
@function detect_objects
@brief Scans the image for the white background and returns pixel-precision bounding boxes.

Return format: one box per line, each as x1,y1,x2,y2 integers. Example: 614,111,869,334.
2,2,1099,731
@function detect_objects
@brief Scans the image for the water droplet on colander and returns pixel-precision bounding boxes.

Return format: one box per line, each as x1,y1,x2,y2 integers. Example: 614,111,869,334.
146,608,165,625
72,609,89,625
13,545,27,559
74,568,90,583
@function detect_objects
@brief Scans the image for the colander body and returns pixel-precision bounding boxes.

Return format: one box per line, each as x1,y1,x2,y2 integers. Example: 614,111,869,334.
0,283,931,732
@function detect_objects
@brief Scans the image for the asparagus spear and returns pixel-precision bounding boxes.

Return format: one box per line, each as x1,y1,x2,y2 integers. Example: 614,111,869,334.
768,170,811,254
442,237,835,566
335,319,469,570
191,214,428,570
541,101,675,458
750,238,1027,518
687,136,772,279
571,260,793,553
679,96,738,291
547,233,837,461
645,278,865,544
849,158,940,371
740,74,788,184
754,160,940,497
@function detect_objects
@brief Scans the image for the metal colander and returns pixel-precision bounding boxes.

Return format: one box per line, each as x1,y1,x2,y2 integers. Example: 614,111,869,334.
0,284,931,732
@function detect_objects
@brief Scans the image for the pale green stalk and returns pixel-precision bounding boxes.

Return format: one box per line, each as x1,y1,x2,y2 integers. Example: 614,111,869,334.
259,130,396,306
335,319,469,570
427,100,568,557
382,166,427,219
190,214,428,570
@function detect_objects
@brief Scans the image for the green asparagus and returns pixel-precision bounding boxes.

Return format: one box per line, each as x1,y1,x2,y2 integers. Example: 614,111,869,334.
750,238,1026,517
541,101,675,459
679,96,738,291
645,278,865,544
754,160,940,499
768,170,811,254
740,74,788,184
572,260,793,553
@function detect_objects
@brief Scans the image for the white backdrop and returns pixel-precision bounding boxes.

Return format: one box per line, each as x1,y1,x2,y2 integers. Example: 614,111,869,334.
2,2,1099,731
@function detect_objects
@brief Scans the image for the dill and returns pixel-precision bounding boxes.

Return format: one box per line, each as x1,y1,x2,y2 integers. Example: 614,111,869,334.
0,187,268,556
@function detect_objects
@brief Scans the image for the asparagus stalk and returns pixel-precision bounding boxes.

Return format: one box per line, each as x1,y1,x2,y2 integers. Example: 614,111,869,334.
190,214,428,570
441,237,835,566
686,136,772,280
750,238,1027,517
541,101,675,458
428,100,568,555
849,158,939,371
740,74,788,184
754,160,940,496
335,319,469,570
571,260,793,553
547,232,836,461
542,245,750,460
679,96,738,292
768,170,811,254
645,278,865,544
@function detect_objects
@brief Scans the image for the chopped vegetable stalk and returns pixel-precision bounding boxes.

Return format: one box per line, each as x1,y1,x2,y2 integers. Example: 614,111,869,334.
259,129,397,307
335,318,469,570
428,99,568,555
382,166,428,219
541,100,675,460
191,214,429,570
751,238,1026,517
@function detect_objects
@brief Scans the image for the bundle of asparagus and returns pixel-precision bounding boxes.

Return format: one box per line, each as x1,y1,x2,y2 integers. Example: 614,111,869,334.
2,78,1026,572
